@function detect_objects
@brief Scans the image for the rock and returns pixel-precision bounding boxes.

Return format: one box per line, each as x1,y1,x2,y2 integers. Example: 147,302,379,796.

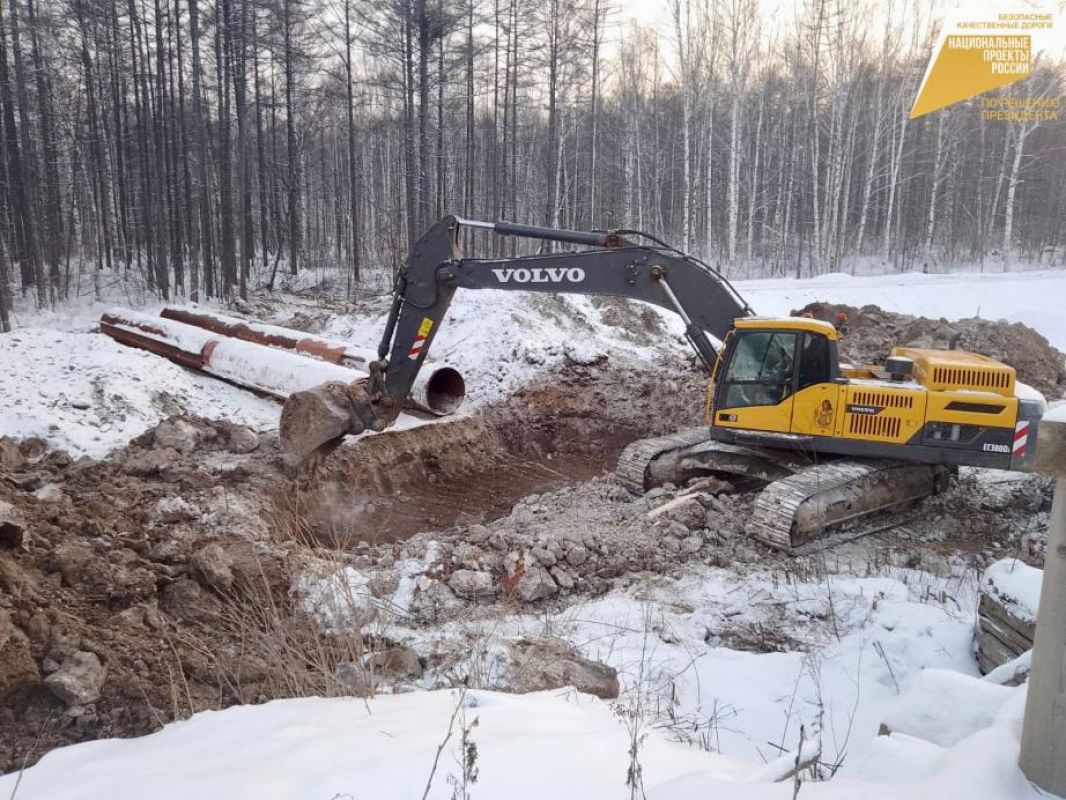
550,566,575,591
511,508,535,526
110,565,157,602
466,524,490,545
44,651,106,706
448,569,496,600
661,536,681,554
190,543,235,592
19,437,47,463
681,535,703,554
657,519,689,539
0,501,24,550
33,483,66,503
504,638,619,699
153,419,202,454
452,543,484,567
0,437,26,470
408,577,461,621
54,544,94,587
226,426,260,454
367,645,423,680
645,487,668,501
517,564,558,602
0,609,39,698
161,578,222,622
122,448,182,477
565,544,589,567
530,546,556,568
153,496,197,523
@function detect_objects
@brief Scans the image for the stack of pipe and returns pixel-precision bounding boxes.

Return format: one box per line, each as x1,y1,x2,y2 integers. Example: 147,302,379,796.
99,307,465,416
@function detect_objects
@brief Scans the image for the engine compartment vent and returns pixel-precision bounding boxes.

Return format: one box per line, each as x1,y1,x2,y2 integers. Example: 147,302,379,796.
847,413,903,440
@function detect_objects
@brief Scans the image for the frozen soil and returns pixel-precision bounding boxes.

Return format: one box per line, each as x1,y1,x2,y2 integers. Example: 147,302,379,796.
0,354,706,772
0,300,1057,775
796,301,1066,398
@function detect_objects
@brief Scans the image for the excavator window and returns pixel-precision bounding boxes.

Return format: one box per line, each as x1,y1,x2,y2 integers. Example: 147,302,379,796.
722,330,797,407
797,332,831,390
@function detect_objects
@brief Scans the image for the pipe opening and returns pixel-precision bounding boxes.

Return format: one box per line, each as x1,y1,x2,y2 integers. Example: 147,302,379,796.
424,367,466,414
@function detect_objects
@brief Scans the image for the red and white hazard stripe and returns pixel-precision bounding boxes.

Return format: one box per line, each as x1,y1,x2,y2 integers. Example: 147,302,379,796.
1013,420,1030,458
408,335,427,360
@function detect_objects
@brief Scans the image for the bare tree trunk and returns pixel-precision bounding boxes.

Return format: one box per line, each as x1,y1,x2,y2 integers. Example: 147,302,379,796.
344,0,360,283
923,112,945,258
1002,120,1032,264
283,0,300,274
189,0,215,298
218,0,236,293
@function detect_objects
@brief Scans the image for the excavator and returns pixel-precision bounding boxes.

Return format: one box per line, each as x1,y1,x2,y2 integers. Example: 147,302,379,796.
280,216,1046,553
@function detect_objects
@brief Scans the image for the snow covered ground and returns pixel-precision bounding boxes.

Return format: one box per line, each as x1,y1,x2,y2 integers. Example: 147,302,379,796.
0,681,1039,800
735,269,1066,352
0,559,1044,800
2,268,1065,458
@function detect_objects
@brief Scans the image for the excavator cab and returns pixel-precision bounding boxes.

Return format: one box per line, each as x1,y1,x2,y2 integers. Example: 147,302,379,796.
709,318,841,437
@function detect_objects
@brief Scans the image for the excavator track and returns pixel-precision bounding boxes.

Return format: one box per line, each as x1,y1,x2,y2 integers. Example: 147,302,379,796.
617,431,949,555
747,459,948,553
616,427,716,493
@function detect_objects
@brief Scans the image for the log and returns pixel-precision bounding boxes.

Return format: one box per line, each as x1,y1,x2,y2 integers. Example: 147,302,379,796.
159,306,465,416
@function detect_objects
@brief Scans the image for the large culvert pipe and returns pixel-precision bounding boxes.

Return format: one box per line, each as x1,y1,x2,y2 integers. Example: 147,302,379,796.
159,306,465,416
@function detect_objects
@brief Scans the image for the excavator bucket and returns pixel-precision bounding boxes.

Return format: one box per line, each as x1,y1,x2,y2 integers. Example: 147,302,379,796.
280,381,394,464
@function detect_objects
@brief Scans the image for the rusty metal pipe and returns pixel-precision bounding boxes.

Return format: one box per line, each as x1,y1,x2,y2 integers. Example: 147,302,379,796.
100,308,367,400
160,306,465,416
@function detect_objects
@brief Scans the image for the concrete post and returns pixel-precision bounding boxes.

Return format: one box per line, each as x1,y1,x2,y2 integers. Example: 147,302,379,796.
1019,416,1066,795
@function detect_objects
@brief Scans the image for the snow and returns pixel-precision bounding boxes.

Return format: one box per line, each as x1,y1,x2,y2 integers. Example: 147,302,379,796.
734,269,1066,352
324,290,688,406
300,555,998,775
0,328,280,458
880,669,1015,746
1044,401,1066,423
0,668,1042,800
982,559,1043,624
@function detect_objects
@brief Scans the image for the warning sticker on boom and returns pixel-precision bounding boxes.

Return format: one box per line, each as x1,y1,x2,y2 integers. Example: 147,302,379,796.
409,317,434,360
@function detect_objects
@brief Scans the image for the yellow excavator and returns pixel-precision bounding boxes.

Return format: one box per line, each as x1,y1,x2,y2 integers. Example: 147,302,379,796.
280,217,1046,553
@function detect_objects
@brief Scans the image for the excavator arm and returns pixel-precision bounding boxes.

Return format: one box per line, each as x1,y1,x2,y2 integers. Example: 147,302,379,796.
280,215,753,461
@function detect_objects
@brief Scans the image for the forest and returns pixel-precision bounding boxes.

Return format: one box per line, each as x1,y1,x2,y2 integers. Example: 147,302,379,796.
0,0,1063,327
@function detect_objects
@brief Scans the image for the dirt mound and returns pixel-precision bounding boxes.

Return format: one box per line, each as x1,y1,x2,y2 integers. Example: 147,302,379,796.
0,358,706,774
0,416,297,772
796,302,1066,398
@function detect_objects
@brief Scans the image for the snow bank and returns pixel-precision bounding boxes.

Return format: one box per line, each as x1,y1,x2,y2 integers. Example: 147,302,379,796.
0,679,1043,800
880,669,1015,746
734,268,1066,353
324,290,688,405
0,329,280,458
982,559,1043,625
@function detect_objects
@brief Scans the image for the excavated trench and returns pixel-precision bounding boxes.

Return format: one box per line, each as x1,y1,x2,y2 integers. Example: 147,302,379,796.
285,366,706,546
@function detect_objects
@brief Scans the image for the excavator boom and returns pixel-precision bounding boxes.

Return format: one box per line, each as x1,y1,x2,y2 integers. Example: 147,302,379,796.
280,215,752,460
